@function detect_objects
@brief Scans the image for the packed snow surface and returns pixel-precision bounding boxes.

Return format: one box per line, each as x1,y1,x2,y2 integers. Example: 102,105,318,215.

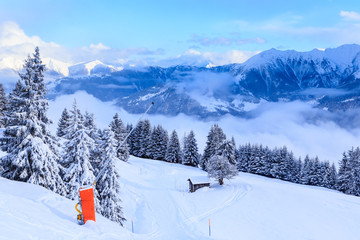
1,156,360,239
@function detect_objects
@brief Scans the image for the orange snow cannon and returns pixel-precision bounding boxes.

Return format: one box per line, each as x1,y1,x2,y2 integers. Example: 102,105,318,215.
78,186,96,224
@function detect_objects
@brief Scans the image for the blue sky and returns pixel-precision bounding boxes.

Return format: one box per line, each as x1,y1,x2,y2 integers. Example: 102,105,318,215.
0,0,360,66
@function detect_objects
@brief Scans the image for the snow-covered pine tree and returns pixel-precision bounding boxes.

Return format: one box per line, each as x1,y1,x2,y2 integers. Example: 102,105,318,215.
109,113,129,162
300,155,309,185
206,154,238,185
237,143,251,172
151,125,168,161
146,126,157,159
323,161,337,189
201,124,226,170
84,111,97,138
0,83,7,127
139,119,152,158
309,156,321,186
345,147,360,196
166,130,181,163
96,129,126,225
129,120,152,157
56,108,71,138
0,47,66,195
217,138,237,165
61,100,99,204
182,130,199,167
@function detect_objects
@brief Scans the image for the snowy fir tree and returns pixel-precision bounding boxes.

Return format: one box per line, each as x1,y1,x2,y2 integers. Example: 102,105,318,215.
182,130,199,167
166,130,181,163
322,161,337,189
0,83,7,127
129,120,152,158
217,138,236,165
56,108,71,138
61,100,99,203
146,126,157,159
0,47,66,195
201,124,226,170
96,129,126,225
109,113,129,162
337,147,360,196
148,125,168,161
206,154,238,185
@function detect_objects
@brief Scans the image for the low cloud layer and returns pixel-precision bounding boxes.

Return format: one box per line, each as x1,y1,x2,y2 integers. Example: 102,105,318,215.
49,91,360,167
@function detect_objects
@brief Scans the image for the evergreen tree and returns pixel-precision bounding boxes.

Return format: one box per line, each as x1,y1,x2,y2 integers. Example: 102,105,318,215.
139,120,152,158
183,130,199,167
308,156,321,186
151,125,169,161
206,154,238,185
343,147,360,196
217,138,237,165
109,113,129,162
146,126,157,159
301,155,312,185
96,129,126,225
130,120,152,157
166,130,181,163
61,100,98,202
237,143,251,172
201,124,226,170
0,83,7,127
323,161,337,189
84,111,97,139
0,47,65,195
56,108,71,138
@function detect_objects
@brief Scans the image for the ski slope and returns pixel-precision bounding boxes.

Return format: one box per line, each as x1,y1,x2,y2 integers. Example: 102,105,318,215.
1,156,360,239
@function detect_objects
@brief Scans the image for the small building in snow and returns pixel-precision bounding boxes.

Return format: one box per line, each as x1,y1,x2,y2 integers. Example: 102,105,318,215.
187,176,210,193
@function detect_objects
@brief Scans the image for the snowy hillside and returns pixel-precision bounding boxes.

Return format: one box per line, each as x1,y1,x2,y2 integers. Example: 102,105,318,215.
1,156,360,240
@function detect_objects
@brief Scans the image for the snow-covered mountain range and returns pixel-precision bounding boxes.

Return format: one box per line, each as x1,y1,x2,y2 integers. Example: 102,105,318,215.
3,44,360,119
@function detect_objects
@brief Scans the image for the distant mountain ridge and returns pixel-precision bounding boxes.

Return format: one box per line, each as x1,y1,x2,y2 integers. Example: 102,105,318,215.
4,44,360,118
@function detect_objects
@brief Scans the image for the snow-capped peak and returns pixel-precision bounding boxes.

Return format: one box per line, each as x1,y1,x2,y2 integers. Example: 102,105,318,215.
42,58,71,77
68,60,123,76
242,44,360,71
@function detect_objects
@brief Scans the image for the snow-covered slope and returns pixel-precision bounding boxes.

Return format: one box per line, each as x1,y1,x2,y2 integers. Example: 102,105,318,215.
1,156,360,239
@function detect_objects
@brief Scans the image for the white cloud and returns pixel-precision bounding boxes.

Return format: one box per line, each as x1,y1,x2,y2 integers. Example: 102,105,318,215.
0,21,167,70
88,43,110,50
48,91,360,166
190,34,266,47
340,11,360,21
157,49,258,67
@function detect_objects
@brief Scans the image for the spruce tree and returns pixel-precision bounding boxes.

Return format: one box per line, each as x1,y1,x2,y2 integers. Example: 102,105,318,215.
217,138,237,165
152,125,169,161
96,129,126,225
139,120,152,158
0,83,7,127
1,47,66,195
61,100,99,203
206,154,238,185
183,130,199,167
109,113,129,162
57,108,71,138
146,126,157,159
237,143,251,172
166,130,181,163
201,124,226,170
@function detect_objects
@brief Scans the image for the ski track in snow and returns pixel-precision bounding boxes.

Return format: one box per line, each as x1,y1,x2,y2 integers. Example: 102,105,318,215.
121,158,253,239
